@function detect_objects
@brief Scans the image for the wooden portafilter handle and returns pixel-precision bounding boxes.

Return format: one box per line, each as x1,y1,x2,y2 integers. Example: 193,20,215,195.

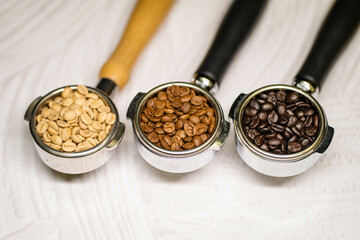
98,0,174,94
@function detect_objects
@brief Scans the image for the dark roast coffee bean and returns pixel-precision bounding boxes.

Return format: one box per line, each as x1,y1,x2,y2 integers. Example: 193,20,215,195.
286,92,299,104
304,116,313,127
288,142,302,153
264,132,277,139
313,114,319,128
305,108,315,116
295,108,305,118
242,115,251,125
245,107,258,117
276,90,286,101
267,111,278,125
259,127,271,134
276,103,287,116
305,126,317,136
273,149,283,154
267,95,277,105
261,103,273,111
288,135,298,143
281,140,287,152
260,143,269,151
258,121,268,129
271,124,285,132
287,115,298,127
260,93,268,100
242,89,319,154
250,99,261,111
299,137,311,147
249,117,260,129
291,126,302,137
246,129,260,140
278,115,288,125
258,111,268,121
267,138,282,146
254,135,265,146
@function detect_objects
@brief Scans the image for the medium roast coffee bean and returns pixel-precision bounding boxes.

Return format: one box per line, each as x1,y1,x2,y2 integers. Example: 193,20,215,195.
141,85,217,151
242,89,320,154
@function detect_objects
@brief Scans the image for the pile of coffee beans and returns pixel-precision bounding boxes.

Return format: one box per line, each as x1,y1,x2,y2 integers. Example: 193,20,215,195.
140,85,217,151
35,85,116,152
242,89,320,154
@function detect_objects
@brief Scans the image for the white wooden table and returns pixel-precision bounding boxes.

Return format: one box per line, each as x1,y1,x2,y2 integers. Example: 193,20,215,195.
1,0,360,239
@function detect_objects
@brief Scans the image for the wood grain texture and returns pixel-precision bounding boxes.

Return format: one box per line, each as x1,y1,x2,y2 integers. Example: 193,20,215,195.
1,0,360,239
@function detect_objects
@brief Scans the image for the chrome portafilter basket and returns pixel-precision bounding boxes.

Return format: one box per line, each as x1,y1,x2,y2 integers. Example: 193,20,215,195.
229,0,360,177
127,0,266,173
127,81,229,173
24,85,125,174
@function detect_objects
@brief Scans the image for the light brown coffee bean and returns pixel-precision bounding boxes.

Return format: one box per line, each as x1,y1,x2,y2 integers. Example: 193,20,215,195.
163,122,175,133
193,136,202,147
182,142,195,149
189,115,200,124
190,96,204,105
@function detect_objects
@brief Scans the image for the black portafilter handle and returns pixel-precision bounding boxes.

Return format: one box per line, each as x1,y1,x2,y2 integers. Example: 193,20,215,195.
295,0,360,91
96,78,117,96
194,0,267,87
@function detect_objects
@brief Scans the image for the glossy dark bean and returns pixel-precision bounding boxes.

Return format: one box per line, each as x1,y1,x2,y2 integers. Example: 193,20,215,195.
291,126,302,137
276,103,287,116
245,107,258,117
261,103,273,111
305,108,315,116
287,115,298,127
271,124,285,132
267,138,282,146
254,135,265,146
258,121,268,129
258,111,268,121
250,99,261,111
260,143,269,151
305,126,317,136
246,129,260,140
264,132,276,139
278,116,288,125
304,116,313,127
276,90,286,101
286,92,299,104
288,142,302,153
299,138,311,147
288,135,298,143
260,93,268,100
267,111,278,125
267,95,277,105
313,115,319,128
242,115,251,125
259,127,271,134
295,121,304,130
249,117,260,129
295,108,305,118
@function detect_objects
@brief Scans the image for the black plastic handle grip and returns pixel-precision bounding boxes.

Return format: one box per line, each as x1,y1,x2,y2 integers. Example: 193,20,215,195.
194,0,266,86
295,0,360,90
